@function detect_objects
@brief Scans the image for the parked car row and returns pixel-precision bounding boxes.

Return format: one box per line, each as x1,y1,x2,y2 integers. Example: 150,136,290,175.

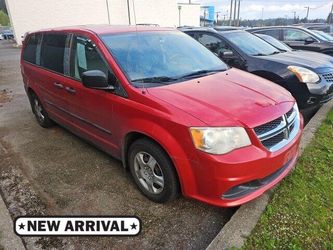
180,27,333,112
248,26,333,55
22,24,329,208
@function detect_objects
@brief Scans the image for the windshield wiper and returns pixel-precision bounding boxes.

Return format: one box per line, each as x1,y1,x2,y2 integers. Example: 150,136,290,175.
252,53,268,56
131,76,177,84
177,69,225,80
269,51,281,55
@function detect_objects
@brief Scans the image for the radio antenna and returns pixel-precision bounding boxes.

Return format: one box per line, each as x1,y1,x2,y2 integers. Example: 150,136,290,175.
132,0,137,26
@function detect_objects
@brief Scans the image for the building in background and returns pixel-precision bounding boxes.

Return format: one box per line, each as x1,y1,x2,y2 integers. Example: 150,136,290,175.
200,5,215,27
177,2,200,27
4,0,200,45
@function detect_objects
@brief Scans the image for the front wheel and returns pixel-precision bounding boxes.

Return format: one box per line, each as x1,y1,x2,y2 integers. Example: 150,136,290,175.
128,138,180,203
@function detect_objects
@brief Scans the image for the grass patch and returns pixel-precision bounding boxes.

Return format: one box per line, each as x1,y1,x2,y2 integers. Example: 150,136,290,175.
244,108,333,250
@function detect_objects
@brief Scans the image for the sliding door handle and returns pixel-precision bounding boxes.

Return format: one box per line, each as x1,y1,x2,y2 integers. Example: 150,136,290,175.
53,82,64,89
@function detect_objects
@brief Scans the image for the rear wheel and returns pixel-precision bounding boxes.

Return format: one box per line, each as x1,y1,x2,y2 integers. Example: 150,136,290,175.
29,92,54,128
128,138,180,203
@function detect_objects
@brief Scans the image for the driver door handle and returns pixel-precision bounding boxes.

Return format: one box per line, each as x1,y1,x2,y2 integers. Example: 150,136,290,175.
65,86,76,94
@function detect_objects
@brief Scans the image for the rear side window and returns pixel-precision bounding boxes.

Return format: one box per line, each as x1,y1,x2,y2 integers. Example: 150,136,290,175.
23,34,41,64
260,29,280,39
40,34,67,74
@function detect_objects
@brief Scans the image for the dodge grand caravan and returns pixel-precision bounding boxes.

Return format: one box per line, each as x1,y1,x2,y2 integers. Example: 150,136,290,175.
21,25,303,207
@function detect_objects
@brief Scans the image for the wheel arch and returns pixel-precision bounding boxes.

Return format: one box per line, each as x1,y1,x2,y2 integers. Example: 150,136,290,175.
121,127,196,196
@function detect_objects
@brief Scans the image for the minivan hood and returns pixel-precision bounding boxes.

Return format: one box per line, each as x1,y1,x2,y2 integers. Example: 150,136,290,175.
257,51,333,73
148,68,294,128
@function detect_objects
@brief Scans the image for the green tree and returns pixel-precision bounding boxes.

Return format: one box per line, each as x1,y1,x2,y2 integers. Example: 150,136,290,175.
0,10,9,26
0,0,7,14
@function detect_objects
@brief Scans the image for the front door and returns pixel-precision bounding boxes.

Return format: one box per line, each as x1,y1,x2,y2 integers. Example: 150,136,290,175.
64,35,122,155
282,28,320,52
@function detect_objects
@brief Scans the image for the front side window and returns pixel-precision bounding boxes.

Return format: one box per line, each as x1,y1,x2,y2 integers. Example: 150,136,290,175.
283,29,313,42
223,31,279,56
197,33,232,55
101,31,228,86
70,36,110,81
40,34,67,74
23,34,42,64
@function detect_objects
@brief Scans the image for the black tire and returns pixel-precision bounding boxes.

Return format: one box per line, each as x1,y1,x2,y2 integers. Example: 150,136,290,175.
128,138,180,203
29,91,54,128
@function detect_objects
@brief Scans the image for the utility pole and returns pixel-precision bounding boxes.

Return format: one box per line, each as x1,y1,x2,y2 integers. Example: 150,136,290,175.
215,11,221,25
229,0,234,26
329,3,333,24
203,7,206,27
261,7,264,26
292,11,296,24
305,6,310,22
236,0,241,27
233,0,237,26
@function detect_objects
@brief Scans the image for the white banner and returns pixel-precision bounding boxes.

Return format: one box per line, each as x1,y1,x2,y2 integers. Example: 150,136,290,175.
15,216,141,236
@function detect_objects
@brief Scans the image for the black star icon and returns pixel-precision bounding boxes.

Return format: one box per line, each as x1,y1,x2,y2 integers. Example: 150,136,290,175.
18,223,25,230
130,223,137,230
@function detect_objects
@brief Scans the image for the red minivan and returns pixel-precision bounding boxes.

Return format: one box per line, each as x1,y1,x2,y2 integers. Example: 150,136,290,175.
21,25,303,207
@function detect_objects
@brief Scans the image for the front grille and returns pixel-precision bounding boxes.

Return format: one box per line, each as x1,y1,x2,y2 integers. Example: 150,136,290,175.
322,72,333,82
254,105,299,152
254,117,283,136
262,132,285,148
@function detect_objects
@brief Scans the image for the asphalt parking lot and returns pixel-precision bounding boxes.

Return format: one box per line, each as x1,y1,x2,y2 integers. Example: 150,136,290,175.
0,40,236,249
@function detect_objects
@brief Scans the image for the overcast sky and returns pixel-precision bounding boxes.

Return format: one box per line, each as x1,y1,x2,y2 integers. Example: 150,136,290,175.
192,0,332,20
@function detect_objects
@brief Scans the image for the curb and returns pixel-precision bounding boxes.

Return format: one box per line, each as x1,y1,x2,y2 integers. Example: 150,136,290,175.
207,100,333,250
0,194,25,250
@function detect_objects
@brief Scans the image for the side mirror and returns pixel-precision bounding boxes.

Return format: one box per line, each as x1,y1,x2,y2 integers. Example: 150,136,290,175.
82,70,115,90
304,37,315,44
220,50,235,60
223,51,234,57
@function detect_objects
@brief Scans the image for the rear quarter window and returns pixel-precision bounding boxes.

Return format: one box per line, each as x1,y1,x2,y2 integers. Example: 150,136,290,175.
23,34,42,64
40,34,67,74
255,29,280,39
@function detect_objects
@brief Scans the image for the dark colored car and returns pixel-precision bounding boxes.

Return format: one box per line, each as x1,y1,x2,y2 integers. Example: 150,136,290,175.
248,26,333,55
293,23,333,34
181,27,333,111
255,33,333,65
2,29,14,40
21,25,302,207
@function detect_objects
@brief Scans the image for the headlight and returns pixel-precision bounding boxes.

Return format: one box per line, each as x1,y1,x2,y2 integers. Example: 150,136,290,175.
189,127,251,155
287,66,320,83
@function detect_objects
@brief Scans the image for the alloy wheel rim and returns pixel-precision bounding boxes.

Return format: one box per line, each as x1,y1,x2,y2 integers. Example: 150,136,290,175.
34,98,45,122
134,152,164,194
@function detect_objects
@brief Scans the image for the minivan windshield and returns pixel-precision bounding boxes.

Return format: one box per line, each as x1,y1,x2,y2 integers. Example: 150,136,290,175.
101,31,228,86
222,31,280,56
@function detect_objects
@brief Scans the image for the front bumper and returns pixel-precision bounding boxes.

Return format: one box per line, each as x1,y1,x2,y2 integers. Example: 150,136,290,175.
305,73,333,105
184,116,303,207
